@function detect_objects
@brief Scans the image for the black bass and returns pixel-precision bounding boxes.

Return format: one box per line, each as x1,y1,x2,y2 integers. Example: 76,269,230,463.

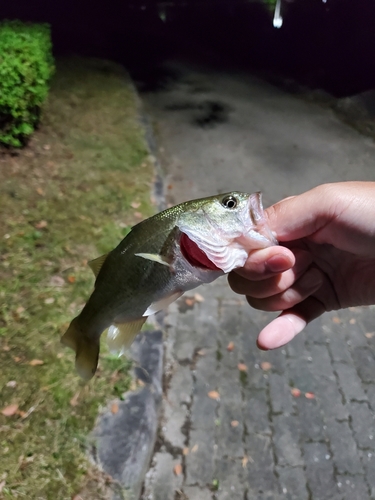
61,192,277,379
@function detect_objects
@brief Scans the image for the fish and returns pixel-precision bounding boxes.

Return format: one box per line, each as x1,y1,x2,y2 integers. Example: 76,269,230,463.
61,191,277,380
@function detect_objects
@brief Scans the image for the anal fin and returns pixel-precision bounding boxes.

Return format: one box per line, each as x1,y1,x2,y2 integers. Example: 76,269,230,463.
106,317,146,355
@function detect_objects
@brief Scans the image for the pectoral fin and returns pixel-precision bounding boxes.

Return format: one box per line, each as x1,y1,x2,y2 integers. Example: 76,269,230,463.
106,317,147,355
143,290,183,316
88,253,109,277
134,253,170,267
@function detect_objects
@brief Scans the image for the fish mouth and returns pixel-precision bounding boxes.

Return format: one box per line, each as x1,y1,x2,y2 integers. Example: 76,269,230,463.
180,232,220,271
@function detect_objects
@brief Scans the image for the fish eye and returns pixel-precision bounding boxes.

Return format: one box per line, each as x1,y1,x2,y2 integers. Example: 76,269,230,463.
221,195,238,209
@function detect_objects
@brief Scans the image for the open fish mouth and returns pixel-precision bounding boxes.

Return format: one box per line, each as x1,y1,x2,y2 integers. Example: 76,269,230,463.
180,232,221,270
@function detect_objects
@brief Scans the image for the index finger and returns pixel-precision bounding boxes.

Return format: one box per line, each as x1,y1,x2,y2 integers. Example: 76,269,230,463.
233,245,295,281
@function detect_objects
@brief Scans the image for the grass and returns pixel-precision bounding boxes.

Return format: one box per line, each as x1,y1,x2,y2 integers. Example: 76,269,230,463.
0,57,155,499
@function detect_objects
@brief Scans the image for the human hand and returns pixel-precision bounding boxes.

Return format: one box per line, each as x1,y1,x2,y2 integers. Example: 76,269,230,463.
228,182,375,349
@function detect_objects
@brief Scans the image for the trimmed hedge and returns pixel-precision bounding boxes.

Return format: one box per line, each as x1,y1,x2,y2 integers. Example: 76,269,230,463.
0,20,55,147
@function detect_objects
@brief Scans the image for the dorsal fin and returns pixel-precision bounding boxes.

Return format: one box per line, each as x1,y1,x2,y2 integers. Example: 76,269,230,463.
88,253,109,277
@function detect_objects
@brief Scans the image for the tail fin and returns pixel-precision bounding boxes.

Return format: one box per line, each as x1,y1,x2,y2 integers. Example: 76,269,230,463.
61,317,99,381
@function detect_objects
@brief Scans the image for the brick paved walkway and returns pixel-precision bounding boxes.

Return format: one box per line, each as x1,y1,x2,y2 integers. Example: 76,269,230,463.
138,60,375,500
142,277,375,500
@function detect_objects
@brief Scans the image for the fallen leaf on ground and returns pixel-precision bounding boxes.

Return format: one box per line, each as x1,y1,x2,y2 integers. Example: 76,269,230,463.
36,187,45,196
44,297,55,304
185,298,195,306
35,220,48,229
291,388,301,397
194,293,204,302
197,349,206,356
16,306,25,314
131,201,141,209
173,463,182,476
242,455,249,468
305,392,316,399
13,356,22,363
67,275,76,284
332,316,341,324
365,332,375,339
111,403,119,414
260,362,272,371
183,447,189,456
0,480,5,493
49,275,65,287
349,318,356,325
231,420,239,427
1,404,19,416
70,392,80,407
238,363,247,372
134,212,143,219
208,390,220,400
29,359,44,366
6,381,17,388
227,341,234,352
2,345,10,351
191,444,199,453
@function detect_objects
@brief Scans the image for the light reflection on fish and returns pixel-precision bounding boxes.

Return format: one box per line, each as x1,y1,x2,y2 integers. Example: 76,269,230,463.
61,192,277,379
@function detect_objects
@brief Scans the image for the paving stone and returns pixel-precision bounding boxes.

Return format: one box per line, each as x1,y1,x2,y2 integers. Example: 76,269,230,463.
327,326,353,363
344,312,370,348
350,402,375,450
215,458,246,500
286,330,308,356
246,469,281,500
309,344,336,382
351,347,375,384
245,432,275,470
163,399,188,449
288,356,316,394
312,373,349,421
336,475,370,500
333,362,368,402
185,428,215,486
304,316,326,345
190,354,219,431
143,452,183,500
263,348,287,374
243,437,281,500
182,486,213,500
269,372,295,415
358,306,375,338
242,389,271,435
296,397,326,442
325,419,364,474
303,442,343,500
365,384,375,412
272,414,303,467
359,449,375,497
276,466,309,500
216,402,244,458
174,326,197,361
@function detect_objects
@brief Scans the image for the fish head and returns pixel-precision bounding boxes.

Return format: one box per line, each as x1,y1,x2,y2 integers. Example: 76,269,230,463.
177,191,277,273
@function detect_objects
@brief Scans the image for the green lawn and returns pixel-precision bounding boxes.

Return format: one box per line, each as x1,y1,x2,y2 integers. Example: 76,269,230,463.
0,57,155,499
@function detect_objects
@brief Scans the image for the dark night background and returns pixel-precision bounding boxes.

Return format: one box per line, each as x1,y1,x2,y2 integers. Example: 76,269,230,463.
1,0,375,98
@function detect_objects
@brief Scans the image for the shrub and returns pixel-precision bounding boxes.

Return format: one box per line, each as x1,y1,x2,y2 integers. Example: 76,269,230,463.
0,20,55,147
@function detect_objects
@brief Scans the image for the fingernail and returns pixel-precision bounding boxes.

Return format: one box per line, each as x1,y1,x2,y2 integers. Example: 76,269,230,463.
266,255,290,273
299,269,322,289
